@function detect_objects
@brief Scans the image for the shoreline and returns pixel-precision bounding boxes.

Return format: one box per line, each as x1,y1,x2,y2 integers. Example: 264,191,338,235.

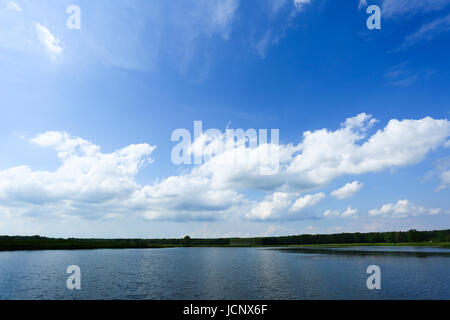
1,230,449,251
0,242,449,252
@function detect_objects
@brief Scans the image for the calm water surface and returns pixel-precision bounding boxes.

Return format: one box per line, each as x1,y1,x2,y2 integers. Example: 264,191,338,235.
0,247,448,299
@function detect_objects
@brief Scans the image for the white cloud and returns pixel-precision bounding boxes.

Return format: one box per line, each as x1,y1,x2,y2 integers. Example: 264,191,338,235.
283,114,450,189
343,112,377,130
0,113,449,223
441,170,450,184
382,0,450,18
35,23,63,59
358,0,368,9
246,192,292,220
437,170,450,190
269,0,314,14
0,132,155,219
211,0,238,37
294,0,311,11
323,209,340,218
7,2,22,12
341,206,358,218
324,206,358,218
31,131,100,159
193,114,449,194
423,156,450,191
255,30,278,58
253,0,316,58
271,0,288,14
401,14,450,49
289,192,325,213
331,181,364,199
127,174,244,221
384,63,421,87
368,200,442,218
2,1,237,72
146,0,239,73
384,62,436,87
264,224,287,236
189,223,250,238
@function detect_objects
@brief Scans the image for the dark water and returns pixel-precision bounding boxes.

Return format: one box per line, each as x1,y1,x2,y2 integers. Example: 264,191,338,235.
0,247,448,300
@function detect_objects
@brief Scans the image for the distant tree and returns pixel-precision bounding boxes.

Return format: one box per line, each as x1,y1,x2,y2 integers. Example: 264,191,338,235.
407,229,422,242
384,232,395,243
183,235,191,246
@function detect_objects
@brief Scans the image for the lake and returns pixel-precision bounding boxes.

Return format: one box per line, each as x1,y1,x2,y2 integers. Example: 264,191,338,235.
0,247,449,299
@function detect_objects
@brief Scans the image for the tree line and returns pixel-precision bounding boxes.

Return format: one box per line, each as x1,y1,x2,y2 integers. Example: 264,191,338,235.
0,229,449,251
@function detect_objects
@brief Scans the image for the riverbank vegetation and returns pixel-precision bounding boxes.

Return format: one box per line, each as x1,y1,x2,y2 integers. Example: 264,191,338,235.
0,229,449,251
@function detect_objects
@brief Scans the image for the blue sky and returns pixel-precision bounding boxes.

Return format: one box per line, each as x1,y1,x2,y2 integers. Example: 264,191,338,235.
0,0,449,238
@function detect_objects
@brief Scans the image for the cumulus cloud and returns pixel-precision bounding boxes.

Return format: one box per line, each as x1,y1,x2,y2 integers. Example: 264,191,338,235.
192,113,449,194
0,132,155,219
283,114,449,189
0,113,449,223
289,192,325,213
324,206,358,218
368,200,442,218
246,192,292,220
127,175,244,221
31,131,100,159
35,23,63,59
331,181,364,199
341,206,358,218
